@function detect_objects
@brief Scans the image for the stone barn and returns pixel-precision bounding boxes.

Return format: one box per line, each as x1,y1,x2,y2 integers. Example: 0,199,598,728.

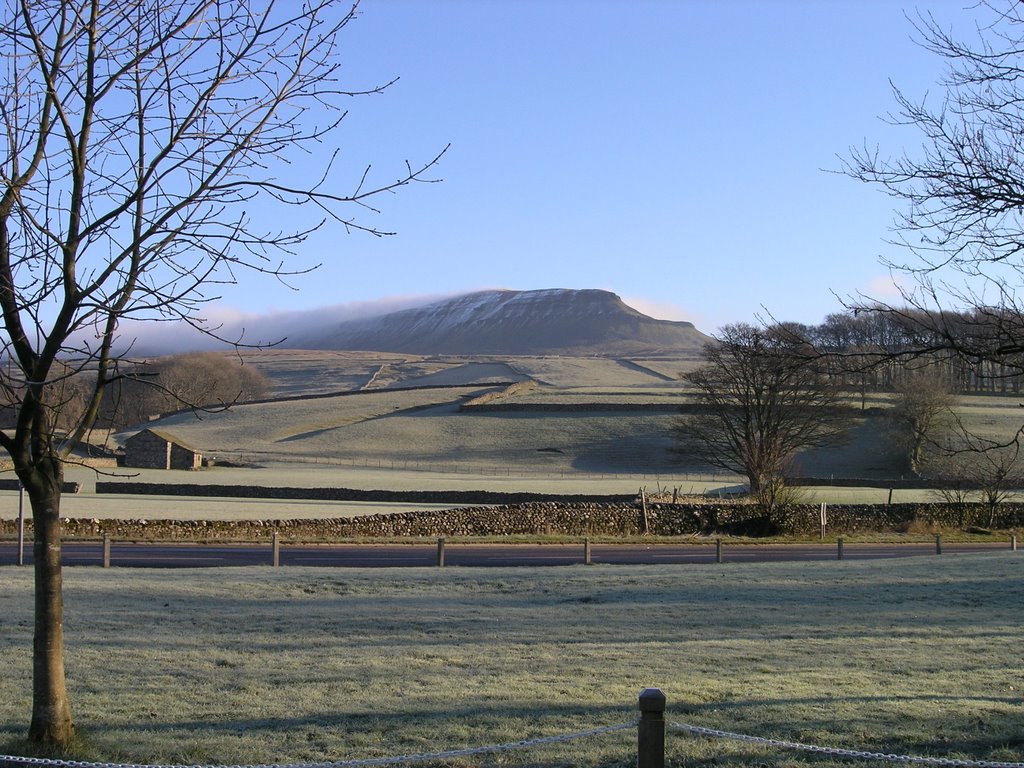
123,428,202,470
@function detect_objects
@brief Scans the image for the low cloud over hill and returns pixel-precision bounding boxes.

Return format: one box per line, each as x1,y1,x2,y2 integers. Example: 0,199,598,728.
290,289,711,356
104,289,709,357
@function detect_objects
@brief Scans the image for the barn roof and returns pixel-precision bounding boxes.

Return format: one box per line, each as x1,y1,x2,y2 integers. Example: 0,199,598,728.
125,428,199,453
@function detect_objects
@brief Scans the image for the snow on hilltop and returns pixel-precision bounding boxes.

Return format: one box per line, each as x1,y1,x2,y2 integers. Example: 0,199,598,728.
290,288,710,356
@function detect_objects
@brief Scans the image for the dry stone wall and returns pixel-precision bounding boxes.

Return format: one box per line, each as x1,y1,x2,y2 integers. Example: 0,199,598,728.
94,482,634,505
2,500,1022,540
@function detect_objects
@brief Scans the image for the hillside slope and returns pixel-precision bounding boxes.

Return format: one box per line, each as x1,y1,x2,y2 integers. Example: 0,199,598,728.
291,288,710,356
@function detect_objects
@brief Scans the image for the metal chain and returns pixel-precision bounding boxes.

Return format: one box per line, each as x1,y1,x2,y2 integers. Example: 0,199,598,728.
0,722,633,768
671,721,1024,768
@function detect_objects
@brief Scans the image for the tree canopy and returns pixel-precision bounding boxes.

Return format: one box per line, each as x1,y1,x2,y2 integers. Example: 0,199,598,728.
676,323,851,518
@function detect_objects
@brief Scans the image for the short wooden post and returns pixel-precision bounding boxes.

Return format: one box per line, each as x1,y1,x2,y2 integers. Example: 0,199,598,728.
837,537,844,560
887,488,894,505
102,534,111,569
935,533,942,555
640,487,650,535
1012,535,1018,552
637,688,666,768
437,536,445,567
272,531,280,567
584,536,592,565
716,537,723,564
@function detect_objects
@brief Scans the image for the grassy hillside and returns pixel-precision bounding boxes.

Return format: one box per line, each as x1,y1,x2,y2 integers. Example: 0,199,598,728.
122,353,703,476
106,351,1024,487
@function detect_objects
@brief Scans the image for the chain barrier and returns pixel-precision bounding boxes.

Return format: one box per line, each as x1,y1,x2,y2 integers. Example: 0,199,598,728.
0,721,633,768
671,721,1024,768
7,710,1023,768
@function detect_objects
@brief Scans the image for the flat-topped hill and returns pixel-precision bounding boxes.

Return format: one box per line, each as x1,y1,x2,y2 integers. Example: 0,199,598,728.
291,288,711,356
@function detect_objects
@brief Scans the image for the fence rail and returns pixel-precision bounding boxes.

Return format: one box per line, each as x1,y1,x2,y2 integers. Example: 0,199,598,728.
3,690,1023,768
1,537,1020,569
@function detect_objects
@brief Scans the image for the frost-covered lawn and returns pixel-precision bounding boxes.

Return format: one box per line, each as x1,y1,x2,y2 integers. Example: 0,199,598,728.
2,554,1022,767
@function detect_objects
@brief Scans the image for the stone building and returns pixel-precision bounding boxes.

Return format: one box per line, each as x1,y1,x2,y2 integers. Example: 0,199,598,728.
123,428,202,470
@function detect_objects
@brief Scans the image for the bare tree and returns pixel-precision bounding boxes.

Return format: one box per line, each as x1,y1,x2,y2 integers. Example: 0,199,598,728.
0,0,444,747
930,439,1022,528
843,2,1024,387
675,323,852,521
965,442,1023,527
889,368,958,475
101,352,271,428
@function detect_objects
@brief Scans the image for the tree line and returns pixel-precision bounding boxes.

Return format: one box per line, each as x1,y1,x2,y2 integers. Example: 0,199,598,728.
1,352,269,437
776,307,1024,395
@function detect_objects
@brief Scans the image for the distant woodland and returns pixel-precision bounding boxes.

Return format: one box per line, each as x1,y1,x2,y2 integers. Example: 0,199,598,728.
0,352,268,434
789,308,1024,394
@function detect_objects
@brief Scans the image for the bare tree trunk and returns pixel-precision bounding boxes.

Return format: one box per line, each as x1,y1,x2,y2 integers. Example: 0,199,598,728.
910,439,924,476
25,465,73,746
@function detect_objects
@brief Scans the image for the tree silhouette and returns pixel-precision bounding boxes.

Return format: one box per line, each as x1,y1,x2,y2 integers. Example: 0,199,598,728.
0,0,444,746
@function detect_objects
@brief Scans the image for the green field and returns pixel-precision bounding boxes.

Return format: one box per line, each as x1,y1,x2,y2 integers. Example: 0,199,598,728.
2,554,1022,766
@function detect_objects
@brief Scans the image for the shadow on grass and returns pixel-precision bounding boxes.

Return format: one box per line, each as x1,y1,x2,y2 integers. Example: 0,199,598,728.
94,700,630,735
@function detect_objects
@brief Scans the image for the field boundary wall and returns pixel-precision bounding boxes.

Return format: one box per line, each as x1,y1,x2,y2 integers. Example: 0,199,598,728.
0,480,80,493
4,499,1023,539
94,481,634,505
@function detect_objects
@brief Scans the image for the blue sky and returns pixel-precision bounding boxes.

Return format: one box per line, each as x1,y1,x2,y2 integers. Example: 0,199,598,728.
210,0,970,336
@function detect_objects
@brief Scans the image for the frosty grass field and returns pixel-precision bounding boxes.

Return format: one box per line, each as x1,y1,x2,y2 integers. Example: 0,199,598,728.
2,554,1023,767
3,354,1023,766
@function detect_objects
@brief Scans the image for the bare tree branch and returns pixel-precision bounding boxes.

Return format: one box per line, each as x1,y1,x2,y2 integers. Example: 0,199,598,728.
0,0,444,747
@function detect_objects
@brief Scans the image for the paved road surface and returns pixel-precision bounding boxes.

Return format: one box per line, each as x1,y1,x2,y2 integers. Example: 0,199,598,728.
0,540,1016,568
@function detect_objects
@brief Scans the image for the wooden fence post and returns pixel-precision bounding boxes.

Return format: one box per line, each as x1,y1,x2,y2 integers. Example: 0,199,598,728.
437,536,445,568
837,537,844,560
637,688,666,768
935,534,942,555
102,534,111,569
584,536,592,565
272,531,280,567
716,538,723,564
640,488,650,535
1012,535,1018,552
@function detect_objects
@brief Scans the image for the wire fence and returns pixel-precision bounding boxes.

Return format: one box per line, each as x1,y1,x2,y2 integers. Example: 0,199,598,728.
3,690,1023,768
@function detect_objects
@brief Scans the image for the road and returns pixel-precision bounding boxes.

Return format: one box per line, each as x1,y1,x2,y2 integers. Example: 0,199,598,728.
0,539,1016,568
